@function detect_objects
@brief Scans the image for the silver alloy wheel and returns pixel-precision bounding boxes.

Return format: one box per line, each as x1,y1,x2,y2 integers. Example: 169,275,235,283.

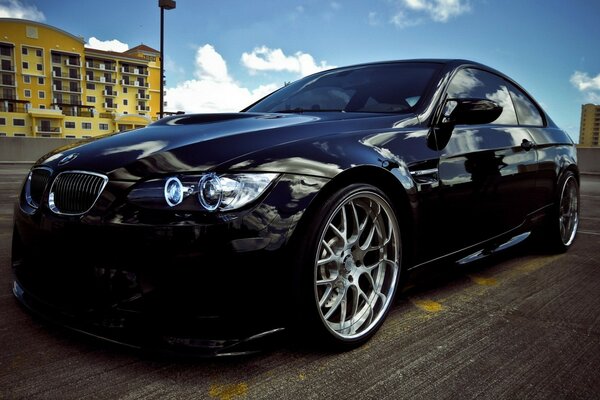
559,175,579,246
314,191,400,340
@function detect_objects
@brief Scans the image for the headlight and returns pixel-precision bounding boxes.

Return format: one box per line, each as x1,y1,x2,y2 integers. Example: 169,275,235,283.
128,172,279,212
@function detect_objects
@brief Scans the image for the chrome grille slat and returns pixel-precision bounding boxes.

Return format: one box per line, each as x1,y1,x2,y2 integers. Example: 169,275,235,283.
48,171,108,215
27,168,52,208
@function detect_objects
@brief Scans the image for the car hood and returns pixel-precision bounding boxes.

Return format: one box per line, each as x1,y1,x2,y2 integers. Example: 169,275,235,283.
36,112,414,180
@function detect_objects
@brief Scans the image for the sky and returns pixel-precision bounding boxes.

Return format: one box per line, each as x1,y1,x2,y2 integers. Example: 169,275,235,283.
1,0,600,142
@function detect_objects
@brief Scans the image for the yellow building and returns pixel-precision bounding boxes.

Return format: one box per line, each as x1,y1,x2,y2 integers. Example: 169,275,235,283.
579,104,600,147
0,18,161,138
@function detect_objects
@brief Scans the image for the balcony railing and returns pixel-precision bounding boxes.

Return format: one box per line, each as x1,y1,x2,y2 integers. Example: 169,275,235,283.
103,103,118,109
103,90,118,97
86,75,116,84
0,104,28,113
65,59,81,67
35,126,62,134
136,105,150,112
121,67,148,76
0,65,14,72
53,85,82,93
86,62,116,71
52,71,81,80
121,80,149,88
1,78,16,87
136,93,150,100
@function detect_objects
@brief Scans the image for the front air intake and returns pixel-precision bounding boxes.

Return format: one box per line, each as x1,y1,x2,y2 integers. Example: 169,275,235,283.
48,171,108,215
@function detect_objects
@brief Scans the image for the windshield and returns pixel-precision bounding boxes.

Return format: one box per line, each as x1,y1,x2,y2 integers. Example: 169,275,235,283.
244,62,442,114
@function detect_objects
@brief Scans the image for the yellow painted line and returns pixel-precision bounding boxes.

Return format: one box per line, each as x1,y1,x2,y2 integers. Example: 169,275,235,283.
209,383,248,400
469,275,498,286
411,299,443,313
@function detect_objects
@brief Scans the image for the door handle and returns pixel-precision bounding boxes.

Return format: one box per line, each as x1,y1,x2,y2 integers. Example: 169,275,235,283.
521,139,535,151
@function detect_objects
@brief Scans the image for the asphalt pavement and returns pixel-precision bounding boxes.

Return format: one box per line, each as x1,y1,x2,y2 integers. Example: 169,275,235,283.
0,164,599,400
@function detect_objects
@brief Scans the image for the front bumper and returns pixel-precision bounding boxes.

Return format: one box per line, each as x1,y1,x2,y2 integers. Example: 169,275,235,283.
11,174,328,356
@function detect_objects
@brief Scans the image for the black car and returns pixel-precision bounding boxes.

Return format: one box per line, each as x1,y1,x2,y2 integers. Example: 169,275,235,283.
12,59,579,356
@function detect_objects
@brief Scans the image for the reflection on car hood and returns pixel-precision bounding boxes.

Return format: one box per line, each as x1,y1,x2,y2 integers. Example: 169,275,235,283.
36,112,411,180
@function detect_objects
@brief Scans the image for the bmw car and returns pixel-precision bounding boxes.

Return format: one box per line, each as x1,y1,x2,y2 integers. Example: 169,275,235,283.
12,59,579,356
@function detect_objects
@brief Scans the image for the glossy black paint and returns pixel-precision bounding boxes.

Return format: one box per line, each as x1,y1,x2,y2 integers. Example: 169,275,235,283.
11,59,578,355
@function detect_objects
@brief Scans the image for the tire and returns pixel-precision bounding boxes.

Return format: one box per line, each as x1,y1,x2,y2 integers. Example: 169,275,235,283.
541,170,580,253
292,183,402,350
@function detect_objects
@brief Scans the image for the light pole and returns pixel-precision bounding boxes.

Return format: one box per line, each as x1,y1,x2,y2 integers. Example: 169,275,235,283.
159,0,176,119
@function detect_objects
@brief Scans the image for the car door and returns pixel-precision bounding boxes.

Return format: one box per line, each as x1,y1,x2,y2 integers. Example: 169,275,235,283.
435,67,539,251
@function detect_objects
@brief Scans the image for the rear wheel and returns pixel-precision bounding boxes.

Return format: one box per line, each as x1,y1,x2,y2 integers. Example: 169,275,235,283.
293,183,402,349
540,171,580,253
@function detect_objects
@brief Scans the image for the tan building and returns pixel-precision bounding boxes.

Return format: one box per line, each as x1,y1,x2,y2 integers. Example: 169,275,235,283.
0,18,161,138
579,103,600,147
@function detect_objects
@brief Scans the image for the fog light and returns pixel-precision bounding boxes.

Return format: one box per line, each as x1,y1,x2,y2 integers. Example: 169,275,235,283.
198,173,222,211
164,177,184,206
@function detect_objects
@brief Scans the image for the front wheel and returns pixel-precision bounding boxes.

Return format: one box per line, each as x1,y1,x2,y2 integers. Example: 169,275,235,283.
292,184,402,349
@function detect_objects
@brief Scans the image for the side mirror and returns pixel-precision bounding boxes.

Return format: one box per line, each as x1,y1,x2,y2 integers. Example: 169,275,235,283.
440,98,502,126
427,98,503,150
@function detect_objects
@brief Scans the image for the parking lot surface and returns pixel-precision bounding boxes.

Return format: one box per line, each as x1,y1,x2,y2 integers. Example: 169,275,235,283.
1,164,599,399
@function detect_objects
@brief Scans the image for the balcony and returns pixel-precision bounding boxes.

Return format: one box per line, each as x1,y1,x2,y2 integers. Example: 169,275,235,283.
87,75,116,84
136,105,150,112
103,90,118,97
0,64,14,72
52,71,81,80
103,103,118,109
121,80,148,88
53,85,82,94
1,78,16,87
35,126,62,134
86,62,116,71
65,59,81,67
121,67,148,76
136,93,150,100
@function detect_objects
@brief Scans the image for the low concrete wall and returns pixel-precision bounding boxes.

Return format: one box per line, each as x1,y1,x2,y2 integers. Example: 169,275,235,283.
1,137,600,173
577,147,600,174
0,137,80,163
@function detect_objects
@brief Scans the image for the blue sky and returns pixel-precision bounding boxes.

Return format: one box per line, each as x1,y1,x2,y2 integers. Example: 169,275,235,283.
2,0,600,142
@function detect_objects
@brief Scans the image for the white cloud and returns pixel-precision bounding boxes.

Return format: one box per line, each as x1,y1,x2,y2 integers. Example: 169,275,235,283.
84,37,129,53
570,71,600,103
391,0,470,27
165,45,279,113
0,0,44,21
241,46,335,77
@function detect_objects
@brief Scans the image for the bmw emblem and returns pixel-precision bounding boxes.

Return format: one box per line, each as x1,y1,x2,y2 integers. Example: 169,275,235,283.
58,153,79,166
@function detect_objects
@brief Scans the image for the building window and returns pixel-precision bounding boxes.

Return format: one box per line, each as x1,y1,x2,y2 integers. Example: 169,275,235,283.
0,133,6,137
123,87,127,93
36,64,43,71
86,83,95,90
0,117,5,125
65,121,76,129
15,133,26,137
82,135,92,139
23,75,30,84
82,122,92,129
38,91,45,99
87,96,96,103
65,135,76,138
39,105,45,109
38,77,44,85
22,47,28,55
14,119,26,126
24,89,31,98
22,62,29,69
99,123,109,130
36,49,42,57
52,54,61,64
123,99,128,106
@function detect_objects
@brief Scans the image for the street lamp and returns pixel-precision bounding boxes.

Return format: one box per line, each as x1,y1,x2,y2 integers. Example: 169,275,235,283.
159,0,176,119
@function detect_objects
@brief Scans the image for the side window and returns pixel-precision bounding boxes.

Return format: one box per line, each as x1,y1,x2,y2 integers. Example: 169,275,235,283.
446,68,518,125
505,82,544,126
